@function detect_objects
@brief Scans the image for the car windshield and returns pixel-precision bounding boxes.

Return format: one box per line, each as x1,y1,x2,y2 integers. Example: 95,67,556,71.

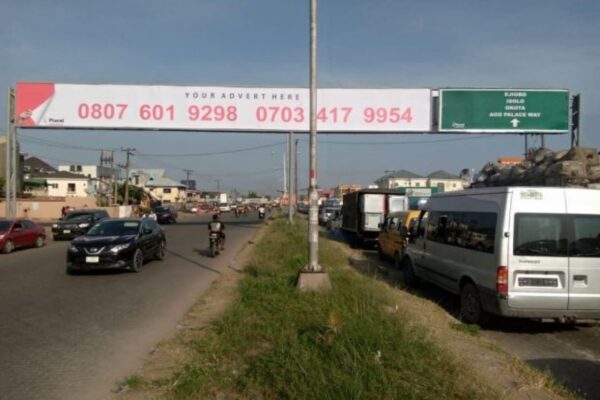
86,220,140,236
153,207,168,212
0,221,12,231
64,212,93,221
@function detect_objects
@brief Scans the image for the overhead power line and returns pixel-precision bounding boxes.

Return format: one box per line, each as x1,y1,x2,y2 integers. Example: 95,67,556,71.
302,134,497,145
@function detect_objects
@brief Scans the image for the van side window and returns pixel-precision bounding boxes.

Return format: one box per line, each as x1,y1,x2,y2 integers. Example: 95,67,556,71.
514,214,566,257
428,211,497,254
571,215,600,257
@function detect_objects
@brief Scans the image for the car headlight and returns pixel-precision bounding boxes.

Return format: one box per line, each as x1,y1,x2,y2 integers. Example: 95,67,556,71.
52,223,58,228
68,244,79,253
0,234,5,240
78,223,90,228
111,243,131,253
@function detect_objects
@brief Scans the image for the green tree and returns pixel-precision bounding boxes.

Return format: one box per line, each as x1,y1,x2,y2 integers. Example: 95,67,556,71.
247,191,258,198
117,183,149,204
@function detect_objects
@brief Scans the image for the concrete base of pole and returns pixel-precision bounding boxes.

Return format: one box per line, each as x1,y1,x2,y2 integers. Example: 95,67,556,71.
296,270,331,291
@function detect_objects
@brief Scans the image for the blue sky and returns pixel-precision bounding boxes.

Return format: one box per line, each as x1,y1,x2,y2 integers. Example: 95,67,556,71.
1,0,599,195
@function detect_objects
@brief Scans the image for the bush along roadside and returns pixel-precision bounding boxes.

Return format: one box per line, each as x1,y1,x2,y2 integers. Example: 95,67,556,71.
163,216,498,399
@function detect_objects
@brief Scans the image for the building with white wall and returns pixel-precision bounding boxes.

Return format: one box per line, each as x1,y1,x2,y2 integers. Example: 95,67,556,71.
374,169,467,192
58,164,115,197
374,170,428,189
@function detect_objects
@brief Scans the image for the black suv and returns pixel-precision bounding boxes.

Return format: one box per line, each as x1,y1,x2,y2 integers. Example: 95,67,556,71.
153,206,178,224
52,209,110,240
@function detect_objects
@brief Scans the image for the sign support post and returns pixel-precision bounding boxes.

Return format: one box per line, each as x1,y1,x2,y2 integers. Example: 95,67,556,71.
297,0,331,291
288,131,294,223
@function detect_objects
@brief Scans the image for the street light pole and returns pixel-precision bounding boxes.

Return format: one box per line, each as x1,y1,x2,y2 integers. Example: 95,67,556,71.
297,0,330,291
307,0,320,272
288,131,294,223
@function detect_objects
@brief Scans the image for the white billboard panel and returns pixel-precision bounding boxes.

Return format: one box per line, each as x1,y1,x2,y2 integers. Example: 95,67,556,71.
15,83,431,132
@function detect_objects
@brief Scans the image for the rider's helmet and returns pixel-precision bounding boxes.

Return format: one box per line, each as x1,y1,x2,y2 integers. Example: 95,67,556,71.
213,213,219,220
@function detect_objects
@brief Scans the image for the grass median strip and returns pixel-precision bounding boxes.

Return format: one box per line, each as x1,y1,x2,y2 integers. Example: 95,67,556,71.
162,217,497,399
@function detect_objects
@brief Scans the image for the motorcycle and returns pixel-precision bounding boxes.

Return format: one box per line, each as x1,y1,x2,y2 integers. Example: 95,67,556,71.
258,208,266,220
209,231,223,257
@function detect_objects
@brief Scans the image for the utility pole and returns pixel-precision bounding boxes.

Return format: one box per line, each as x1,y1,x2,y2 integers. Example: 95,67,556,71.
5,89,17,218
288,131,294,223
184,169,193,190
298,0,331,291
114,166,120,205
100,150,114,206
283,151,287,201
121,147,135,205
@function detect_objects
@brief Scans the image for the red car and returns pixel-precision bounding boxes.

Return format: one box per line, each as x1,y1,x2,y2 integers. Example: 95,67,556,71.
0,219,46,254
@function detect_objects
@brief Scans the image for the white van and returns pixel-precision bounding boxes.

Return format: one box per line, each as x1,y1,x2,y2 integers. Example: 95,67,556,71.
403,187,600,324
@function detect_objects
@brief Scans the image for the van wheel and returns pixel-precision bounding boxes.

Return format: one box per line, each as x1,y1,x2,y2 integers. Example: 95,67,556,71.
402,258,419,288
393,253,401,269
460,282,485,325
377,245,385,260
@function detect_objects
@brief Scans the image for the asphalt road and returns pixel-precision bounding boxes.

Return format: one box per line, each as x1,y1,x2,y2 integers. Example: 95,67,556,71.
333,231,600,399
0,213,263,400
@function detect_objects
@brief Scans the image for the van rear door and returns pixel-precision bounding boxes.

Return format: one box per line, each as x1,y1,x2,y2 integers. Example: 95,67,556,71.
565,189,600,310
508,189,569,310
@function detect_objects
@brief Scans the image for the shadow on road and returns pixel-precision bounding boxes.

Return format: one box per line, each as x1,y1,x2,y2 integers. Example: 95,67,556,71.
175,220,264,230
529,358,600,399
165,249,221,275
66,268,130,276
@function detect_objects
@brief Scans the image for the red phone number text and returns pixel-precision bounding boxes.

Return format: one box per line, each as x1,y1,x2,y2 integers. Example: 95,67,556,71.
76,103,414,124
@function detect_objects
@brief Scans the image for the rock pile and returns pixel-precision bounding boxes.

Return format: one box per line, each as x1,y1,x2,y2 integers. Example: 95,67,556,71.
472,147,600,188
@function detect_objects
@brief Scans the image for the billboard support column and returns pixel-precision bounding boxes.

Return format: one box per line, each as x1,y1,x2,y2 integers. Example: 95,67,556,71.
298,0,331,292
288,131,294,223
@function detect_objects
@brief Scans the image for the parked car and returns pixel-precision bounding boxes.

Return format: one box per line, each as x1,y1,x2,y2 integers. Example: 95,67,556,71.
297,203,309,214
52,209,110,240
153,206,178,224
378,210,422,268
218,203,231,212
0,219,46,254
319,206,341,226
66,218,166,274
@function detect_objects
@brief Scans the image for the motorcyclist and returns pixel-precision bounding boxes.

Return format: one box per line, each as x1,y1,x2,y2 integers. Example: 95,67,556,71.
208,213,226,250
258,204,266,219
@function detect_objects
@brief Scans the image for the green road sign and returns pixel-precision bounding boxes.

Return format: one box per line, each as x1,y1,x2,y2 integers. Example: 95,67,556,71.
439,89,569,133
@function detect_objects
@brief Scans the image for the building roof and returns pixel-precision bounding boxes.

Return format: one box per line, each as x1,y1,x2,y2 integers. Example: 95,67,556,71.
144,176,187,188
29,171,89,180
129,169,166,179
377,169,424,181
24,157,58,173
427,170,460,180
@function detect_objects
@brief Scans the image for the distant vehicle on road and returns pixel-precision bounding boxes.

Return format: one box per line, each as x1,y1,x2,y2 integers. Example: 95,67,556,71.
218,203,231,212
153,206,178,224
0,219,46,254
403,187,600,324
66,218,166,274
297,203,309,214
52,209,110,240
318,206,340,225
342,188,436,247
378,210,421,268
